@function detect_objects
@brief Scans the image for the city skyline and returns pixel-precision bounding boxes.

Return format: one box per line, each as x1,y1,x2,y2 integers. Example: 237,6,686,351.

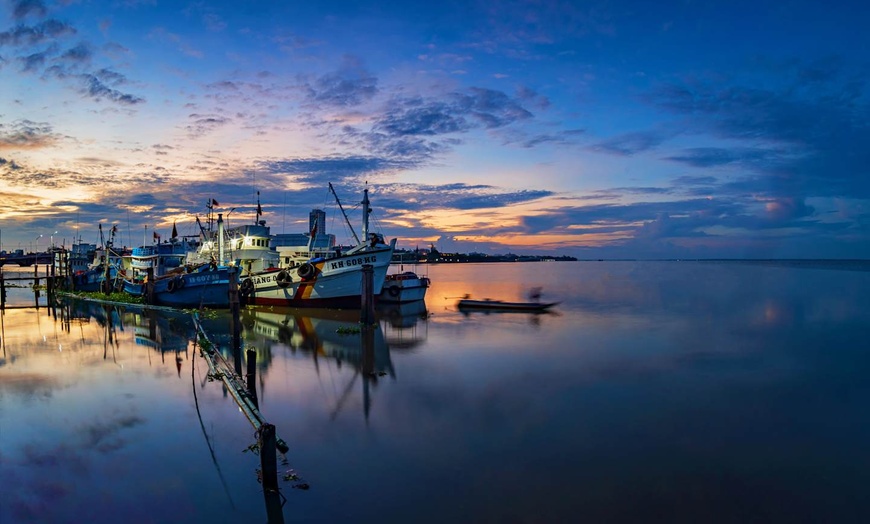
1,0,868,258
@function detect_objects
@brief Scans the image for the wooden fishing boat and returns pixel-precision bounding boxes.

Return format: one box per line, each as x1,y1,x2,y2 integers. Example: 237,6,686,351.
457,298,558,312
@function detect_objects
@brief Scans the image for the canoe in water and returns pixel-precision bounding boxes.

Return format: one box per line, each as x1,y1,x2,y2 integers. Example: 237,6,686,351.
457,299,558,312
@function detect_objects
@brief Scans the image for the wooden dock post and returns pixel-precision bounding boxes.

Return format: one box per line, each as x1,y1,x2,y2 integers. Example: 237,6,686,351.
0,269,6,309
229,267,242,375
229,267,241,351
259,423,278,491
33,264,40,309
361,264,375,325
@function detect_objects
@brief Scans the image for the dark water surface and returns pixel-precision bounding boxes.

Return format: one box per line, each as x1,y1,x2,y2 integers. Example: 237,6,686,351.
2,261,870,523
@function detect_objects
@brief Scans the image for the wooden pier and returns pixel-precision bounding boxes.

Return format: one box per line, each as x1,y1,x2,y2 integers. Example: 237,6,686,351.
192,312,289,492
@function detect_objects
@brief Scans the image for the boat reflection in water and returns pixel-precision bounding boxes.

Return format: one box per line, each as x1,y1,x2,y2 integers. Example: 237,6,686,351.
242,305,415,420
60,298,197,373
126,309,197,375
376,299,429,350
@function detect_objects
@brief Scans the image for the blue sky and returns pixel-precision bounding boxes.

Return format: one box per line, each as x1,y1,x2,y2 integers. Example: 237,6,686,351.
1,0,868,258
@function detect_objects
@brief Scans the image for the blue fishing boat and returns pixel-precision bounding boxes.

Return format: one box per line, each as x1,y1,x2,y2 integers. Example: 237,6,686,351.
120,221,233,308
66,225,126,293
148,264,233,308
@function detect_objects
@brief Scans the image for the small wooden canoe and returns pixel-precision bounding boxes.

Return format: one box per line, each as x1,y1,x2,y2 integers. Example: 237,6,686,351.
457,299,558,312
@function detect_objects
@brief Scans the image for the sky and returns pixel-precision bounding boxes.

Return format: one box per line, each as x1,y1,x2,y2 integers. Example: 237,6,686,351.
1,0,868,259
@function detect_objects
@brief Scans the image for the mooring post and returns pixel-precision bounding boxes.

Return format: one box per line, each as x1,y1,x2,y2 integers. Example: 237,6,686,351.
361,264,375,325
230,266,241,350
229,266,242,375
33,264,40,309
47,267,54,298
259,423,278,491
0,269,6,309
246,348,259,410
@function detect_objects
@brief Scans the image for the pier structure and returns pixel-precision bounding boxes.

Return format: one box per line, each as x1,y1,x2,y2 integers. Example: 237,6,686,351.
192,312,289,492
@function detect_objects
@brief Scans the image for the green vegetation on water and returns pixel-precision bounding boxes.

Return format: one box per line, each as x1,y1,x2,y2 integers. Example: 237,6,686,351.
61,290,145,305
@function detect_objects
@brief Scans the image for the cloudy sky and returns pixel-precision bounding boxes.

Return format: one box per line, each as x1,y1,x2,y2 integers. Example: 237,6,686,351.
1,0,868,258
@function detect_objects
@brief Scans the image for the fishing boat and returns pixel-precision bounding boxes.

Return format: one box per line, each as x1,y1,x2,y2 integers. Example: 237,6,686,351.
186,194,279,274
378,271,430,303
67,224,126,293
121,240,197,293
119,221,232,308
239,185,395,309
146,264,233,308
457,298,559,312
68,241,97,274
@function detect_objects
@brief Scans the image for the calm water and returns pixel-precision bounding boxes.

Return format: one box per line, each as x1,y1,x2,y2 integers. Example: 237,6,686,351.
2,261,870,523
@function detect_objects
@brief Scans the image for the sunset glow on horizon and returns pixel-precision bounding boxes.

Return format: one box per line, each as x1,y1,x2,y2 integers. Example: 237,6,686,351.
2,0,868,258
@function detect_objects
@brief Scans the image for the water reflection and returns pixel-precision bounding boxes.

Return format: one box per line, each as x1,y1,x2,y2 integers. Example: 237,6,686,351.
242,306,399,421
10,262,869,522
377,300,429,349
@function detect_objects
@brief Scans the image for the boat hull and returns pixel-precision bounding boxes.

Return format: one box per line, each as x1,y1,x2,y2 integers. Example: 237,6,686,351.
153,269,230,308
377,272,429,303
457,299,558,312
242,247,393,308
72,266,119,293
123,267,231,308
378,285,427,303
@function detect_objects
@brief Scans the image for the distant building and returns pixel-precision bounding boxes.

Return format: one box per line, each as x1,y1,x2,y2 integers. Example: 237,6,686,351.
309,209,326,236
274,207,334,250
272,233,335,249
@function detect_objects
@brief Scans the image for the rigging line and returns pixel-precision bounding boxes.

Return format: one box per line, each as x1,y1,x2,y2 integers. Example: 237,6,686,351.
191,335,237,509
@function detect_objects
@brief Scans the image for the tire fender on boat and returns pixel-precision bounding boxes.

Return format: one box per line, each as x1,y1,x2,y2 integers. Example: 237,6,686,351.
276,270,293,288
168,276,185,293
297,262,316,281
387,284,400,297
241,277,255,294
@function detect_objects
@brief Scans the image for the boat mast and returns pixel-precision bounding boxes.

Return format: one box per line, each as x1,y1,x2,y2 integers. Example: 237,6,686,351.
361,187,370,242
217,213,225,264
328,183,360,245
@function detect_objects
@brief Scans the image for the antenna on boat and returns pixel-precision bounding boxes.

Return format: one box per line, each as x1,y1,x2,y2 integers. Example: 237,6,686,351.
255,191,263,225
361,184,370,243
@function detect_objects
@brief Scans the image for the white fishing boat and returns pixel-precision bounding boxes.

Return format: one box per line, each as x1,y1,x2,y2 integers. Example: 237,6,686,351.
378,270,430,303
186,195,279,274
239,185,395,308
